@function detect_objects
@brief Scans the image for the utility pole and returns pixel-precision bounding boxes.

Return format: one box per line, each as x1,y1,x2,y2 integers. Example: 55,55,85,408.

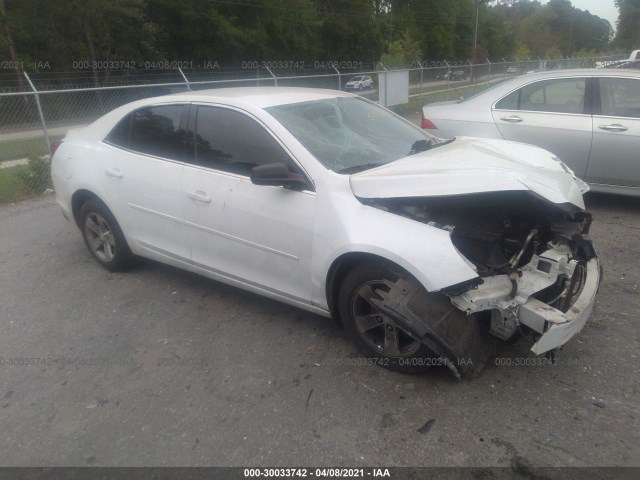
473,0,479,63
0,0,25,92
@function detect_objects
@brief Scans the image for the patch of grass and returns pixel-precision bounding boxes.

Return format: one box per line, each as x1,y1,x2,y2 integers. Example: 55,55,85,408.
0,135,63,163
17,154,52,193
0,165,34,203
389,78,508,116
0,155,52,204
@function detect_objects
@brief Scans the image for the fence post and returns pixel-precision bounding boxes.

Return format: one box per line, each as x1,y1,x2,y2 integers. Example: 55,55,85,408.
378,62,388,107
333,66,341,91
416,60,424,106
265,66,278,86
24,72,51,156
444,60,450,90
178,67,191,90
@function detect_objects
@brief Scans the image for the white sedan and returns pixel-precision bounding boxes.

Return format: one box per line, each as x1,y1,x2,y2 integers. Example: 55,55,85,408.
52,87,601,376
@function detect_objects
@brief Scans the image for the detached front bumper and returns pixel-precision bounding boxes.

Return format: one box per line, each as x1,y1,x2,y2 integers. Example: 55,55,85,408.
450,248,601,355
525,256,601,354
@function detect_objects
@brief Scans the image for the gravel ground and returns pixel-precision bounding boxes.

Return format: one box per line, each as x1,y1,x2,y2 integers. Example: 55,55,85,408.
0,192,638,470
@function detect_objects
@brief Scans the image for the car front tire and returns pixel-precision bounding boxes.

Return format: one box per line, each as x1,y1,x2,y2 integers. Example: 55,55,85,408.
338,262,440,373
79,199,134,272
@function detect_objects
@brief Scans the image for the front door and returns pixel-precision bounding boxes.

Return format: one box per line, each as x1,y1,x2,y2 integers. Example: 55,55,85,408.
182,104,317,302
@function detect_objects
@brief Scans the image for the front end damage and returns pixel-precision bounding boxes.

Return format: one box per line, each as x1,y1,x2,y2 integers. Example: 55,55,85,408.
367,191,601,372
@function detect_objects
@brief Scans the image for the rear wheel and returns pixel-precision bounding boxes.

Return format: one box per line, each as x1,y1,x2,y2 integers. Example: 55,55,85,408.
79,199,134,272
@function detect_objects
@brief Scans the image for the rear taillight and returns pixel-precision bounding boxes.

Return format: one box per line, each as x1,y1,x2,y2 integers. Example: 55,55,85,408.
50,140,63,157
421,118,438,129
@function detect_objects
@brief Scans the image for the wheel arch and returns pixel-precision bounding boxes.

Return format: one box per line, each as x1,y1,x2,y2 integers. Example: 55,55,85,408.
325,251,417,320
71,189,104,227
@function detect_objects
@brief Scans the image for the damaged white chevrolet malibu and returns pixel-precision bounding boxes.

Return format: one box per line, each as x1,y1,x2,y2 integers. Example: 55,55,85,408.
51,87,601,377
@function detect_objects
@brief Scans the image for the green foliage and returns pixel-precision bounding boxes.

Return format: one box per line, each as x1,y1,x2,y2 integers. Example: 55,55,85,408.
544,46,562,59
572,48,598,58
490,0,612,59
17,155,51,194
380,31,421,68
614,0,640,49
0,0,622,74
515,45,531,60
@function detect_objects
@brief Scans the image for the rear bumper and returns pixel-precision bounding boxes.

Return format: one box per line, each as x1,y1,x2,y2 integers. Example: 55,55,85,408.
57,201,72,222
526,256,601,354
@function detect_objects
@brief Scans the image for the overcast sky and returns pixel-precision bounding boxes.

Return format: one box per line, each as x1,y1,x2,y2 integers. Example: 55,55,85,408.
541,0,619,30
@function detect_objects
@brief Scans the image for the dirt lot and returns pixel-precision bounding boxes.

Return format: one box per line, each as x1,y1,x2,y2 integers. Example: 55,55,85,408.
0,192,639,471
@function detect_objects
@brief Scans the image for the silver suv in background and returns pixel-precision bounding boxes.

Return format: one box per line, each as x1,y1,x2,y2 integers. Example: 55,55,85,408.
344,75,374,90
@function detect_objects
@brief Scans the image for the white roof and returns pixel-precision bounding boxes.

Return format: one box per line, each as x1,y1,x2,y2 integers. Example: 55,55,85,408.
516,68,640,79
171,87,354,108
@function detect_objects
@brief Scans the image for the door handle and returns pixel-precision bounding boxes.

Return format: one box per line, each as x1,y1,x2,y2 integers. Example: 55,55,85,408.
105,168,123,178
187,191,212,203
598,124,628,132
499,115,523,123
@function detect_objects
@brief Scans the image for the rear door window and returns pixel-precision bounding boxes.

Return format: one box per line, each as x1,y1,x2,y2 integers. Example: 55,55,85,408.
598,77,640,118
106,104,187,161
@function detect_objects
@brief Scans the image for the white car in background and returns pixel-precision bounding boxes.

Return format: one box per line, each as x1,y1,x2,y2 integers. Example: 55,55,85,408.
421,69,640,196
51,87,600,377
344,75,374,91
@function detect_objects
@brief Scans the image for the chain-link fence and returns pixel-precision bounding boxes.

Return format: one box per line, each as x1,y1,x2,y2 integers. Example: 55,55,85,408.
0,56,632,204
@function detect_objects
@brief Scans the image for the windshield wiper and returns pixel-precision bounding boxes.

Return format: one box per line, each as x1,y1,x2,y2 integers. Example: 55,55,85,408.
408,138,455,155
337,163,385,174
433,138,455,147
409,139,432,155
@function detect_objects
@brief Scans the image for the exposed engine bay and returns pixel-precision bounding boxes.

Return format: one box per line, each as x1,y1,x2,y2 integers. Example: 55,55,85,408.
364,191,599,364
372,191,595,277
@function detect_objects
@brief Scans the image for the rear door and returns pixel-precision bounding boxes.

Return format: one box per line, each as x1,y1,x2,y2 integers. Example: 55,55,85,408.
586,76,640,188
491,76,593,178
101,103,190,261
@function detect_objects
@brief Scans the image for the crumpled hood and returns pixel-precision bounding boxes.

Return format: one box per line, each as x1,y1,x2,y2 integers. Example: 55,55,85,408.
350,137,588,209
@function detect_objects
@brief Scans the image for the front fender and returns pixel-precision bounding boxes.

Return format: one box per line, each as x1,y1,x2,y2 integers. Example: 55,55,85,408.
314,203,479,309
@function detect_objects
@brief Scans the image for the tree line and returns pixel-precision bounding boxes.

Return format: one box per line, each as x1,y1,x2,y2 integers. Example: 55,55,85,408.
0,0,637,76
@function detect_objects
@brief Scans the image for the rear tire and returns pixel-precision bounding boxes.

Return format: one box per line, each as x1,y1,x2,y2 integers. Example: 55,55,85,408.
79,199,134,272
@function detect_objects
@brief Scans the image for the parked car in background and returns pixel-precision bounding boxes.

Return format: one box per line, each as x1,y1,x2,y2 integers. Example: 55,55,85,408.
421,69,640,196
344,75,374,90
52,87,600,377
596,50,640,69
441,70,468,81
506,66,518,74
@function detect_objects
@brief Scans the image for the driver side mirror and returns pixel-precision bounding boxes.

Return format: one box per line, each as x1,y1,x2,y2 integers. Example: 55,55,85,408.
250,162,309,190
